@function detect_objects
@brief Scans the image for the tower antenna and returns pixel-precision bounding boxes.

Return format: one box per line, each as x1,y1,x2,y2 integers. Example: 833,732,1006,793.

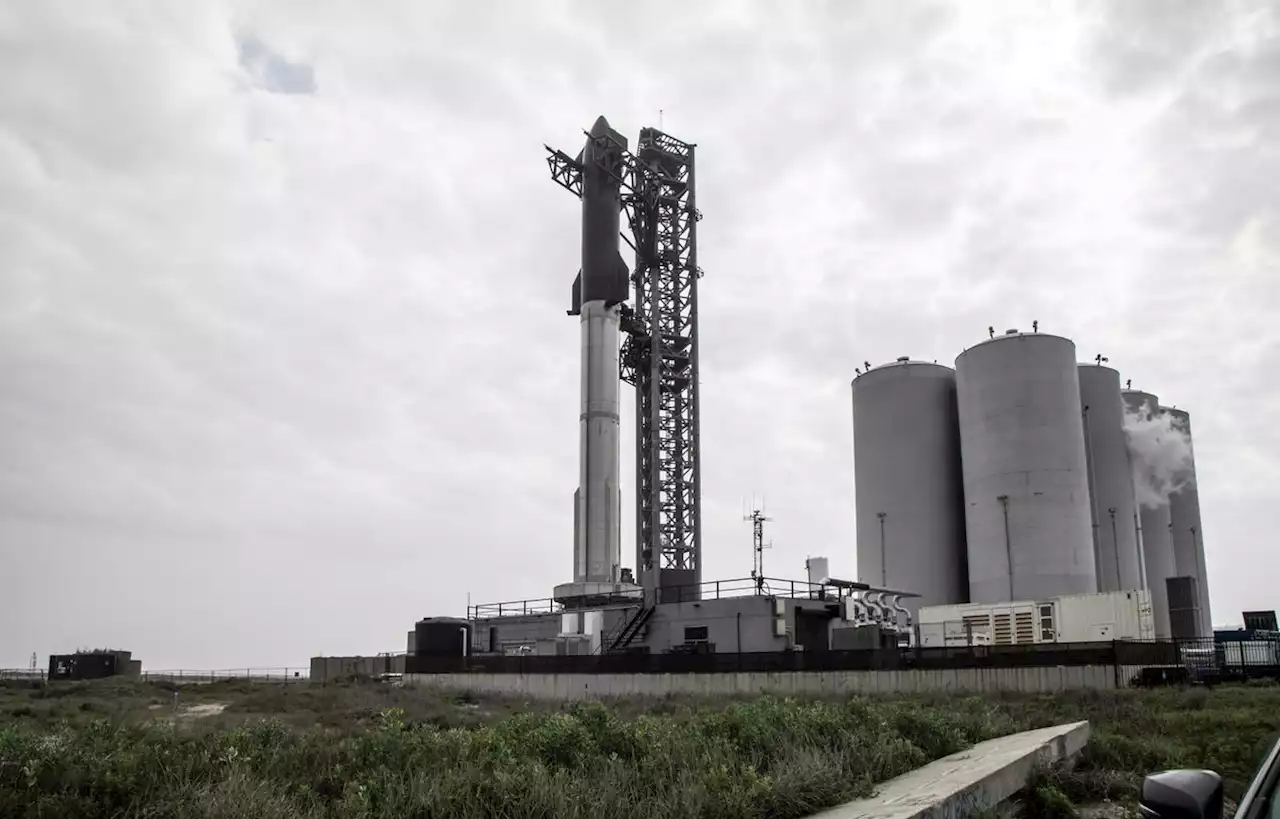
744,506,773,593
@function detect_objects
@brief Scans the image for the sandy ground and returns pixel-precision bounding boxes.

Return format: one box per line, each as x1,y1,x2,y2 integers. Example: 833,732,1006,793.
148,701,228,720
1078,803,1133,818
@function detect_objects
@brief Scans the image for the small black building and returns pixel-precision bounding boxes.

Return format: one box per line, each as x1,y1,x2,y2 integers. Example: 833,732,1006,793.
47,649,139,681
48,652,117,681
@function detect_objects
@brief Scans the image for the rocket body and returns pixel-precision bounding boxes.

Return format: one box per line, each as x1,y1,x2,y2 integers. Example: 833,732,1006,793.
568,115,629,587
574,301,622,583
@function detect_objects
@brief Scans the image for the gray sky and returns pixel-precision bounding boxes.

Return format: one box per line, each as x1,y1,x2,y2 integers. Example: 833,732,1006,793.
2,1,1276,670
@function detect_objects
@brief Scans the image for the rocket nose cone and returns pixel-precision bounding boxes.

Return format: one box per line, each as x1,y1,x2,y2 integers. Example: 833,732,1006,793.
589,115,612,137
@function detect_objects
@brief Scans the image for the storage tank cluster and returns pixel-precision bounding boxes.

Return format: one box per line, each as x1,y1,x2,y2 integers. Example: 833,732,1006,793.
851,329,1212,639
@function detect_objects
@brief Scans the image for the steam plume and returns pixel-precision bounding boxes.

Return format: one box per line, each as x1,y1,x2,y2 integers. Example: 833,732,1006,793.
1123,405,1194,508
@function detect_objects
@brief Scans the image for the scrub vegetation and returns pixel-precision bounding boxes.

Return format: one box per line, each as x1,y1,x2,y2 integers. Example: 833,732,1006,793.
0,677,1276,818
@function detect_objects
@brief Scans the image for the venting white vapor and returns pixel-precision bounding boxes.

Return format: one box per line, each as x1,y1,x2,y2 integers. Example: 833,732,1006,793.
1123,405,1194,509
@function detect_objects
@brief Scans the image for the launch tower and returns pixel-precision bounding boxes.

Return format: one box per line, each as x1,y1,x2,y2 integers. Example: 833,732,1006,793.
546,117,703,602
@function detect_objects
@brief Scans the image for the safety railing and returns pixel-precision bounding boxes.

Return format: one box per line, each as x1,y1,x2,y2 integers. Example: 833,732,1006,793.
141,668,308,683
468,576,889,620
2,667,309,684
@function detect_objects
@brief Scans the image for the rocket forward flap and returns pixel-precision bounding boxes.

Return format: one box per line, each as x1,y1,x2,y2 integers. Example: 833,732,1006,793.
569,270,582,316
605,253,629,308
596,253,632,307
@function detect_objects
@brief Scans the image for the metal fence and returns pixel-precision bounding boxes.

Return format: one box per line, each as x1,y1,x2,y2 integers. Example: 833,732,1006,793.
1116,637,1280,685
9,637,1280,685
1,667,308,684
401,637,1280,679
406,640,1121,675
141,668,308,683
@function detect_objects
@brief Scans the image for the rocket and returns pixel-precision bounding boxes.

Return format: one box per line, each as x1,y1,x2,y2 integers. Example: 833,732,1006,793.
567,116,629,590
569,116,630,317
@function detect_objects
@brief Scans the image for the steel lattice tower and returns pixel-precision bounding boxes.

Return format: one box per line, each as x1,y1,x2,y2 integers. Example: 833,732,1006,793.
621,128,702,599
545,122,703,601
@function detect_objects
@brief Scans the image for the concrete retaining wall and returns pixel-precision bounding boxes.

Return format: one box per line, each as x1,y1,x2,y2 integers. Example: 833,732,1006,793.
311,654,405,681
404,664,1117,699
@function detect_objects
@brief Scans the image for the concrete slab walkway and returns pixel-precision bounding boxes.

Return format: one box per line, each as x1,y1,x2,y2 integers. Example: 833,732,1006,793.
807,720,1091,819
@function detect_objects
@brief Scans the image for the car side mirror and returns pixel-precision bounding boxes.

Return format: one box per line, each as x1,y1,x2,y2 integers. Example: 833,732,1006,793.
1139,770,1224,819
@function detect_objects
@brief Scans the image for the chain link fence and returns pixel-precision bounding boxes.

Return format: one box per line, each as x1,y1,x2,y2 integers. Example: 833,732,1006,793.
1,667,308,683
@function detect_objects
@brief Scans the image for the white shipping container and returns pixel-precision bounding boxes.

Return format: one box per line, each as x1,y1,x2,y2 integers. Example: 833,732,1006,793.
918,590,1153,645
805,556,830,588
1052,590,1154,643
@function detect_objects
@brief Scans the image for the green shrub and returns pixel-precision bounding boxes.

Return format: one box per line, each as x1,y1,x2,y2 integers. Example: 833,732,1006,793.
1021,782,1077,819
1,679,1278,817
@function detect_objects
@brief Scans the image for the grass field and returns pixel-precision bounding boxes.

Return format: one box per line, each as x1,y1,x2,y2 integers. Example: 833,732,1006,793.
1,677,1277,818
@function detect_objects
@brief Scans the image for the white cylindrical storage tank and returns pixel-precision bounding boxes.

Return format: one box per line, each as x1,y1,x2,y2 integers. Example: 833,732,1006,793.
852,358,968,616
1123,390,1177,638
1162,407,1211,636
805,556,830,588
1078,365,1144,593
955,331,1096,603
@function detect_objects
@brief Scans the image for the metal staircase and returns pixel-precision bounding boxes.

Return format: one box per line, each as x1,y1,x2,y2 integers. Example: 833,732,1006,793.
600,605,655,654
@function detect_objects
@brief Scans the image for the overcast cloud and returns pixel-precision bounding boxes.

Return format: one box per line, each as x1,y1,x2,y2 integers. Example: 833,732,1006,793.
1,0,1276,670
